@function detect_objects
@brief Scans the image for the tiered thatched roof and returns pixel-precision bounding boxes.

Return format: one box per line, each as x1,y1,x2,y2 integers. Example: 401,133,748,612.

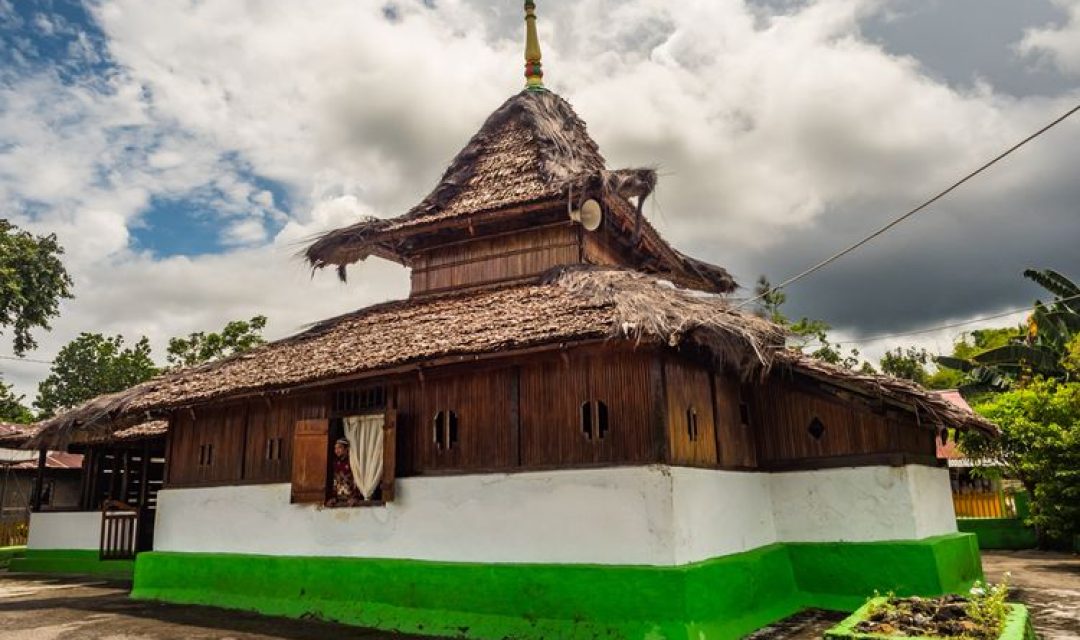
304,90,736,293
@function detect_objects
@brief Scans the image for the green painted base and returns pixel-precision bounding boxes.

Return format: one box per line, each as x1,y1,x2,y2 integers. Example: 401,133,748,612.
0,545,25,568
9,549,134,580
825,597,1034,640
131,534,982,640
958,518,1038,550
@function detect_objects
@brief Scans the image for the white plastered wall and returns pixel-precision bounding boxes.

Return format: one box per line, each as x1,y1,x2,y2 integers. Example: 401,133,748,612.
769,465,957,543
153,464,957,566
27,511,102,550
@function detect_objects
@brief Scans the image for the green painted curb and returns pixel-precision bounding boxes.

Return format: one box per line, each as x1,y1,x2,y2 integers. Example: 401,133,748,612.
825,597,1034,640
9,549,133,579
0,545,25,568
957,518,1038,550
130,534,982,640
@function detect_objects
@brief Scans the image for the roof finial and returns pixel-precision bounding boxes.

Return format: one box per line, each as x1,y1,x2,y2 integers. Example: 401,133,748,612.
524,0,544,91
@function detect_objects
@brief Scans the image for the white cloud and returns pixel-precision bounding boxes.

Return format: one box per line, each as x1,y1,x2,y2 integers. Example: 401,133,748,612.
1018,0,1080,76
2,0,1079,403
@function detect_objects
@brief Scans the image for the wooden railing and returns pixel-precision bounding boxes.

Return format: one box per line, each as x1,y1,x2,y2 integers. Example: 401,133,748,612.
0,520,28,547
953,491,1016,519
100,501,138,560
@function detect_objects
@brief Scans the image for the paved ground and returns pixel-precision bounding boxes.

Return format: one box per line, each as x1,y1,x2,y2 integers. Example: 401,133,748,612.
0,550,1075,639
983,549,1080,640
0,573,424,639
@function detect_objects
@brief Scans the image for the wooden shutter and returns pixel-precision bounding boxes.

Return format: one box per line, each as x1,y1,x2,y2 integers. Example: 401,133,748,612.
291,418,329,504
381,409,397,502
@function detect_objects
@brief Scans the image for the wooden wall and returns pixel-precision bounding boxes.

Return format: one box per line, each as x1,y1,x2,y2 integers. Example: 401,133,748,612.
396,368,516,473
520,351,656,468
164,348,941,489
664,359,717,466
747,377,936,469
409,224,580,296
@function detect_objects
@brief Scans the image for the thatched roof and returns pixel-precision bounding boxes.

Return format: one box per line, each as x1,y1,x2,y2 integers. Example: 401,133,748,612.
34,266,995,445
778,354,996,435
304,90,736,293
36,268,781,444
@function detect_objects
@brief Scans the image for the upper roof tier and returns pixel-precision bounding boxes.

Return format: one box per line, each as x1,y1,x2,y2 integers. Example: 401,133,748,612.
304,89,738,294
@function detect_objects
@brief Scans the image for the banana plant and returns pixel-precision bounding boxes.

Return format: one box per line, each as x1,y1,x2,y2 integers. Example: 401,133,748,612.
935,269,1079,389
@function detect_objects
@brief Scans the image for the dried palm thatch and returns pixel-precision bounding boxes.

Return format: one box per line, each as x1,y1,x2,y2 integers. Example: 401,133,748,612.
777,352,997,434
303,90,736,293
35,268,783,445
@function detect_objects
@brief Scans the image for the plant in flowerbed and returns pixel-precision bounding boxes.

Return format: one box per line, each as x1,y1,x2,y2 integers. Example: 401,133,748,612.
825,578,1035,640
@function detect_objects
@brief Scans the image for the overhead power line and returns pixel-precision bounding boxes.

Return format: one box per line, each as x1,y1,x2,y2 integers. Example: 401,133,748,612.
737,101,1080,310
796,291,1080,349
0,353,53,364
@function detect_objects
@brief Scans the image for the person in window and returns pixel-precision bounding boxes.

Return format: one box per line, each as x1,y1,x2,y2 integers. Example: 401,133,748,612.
327,438,361,507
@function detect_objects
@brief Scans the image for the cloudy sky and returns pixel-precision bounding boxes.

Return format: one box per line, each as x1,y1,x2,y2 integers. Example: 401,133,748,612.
2,0,1080,401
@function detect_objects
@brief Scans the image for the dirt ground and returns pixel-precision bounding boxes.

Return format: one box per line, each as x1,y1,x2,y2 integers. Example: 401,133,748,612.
0,550,1075,639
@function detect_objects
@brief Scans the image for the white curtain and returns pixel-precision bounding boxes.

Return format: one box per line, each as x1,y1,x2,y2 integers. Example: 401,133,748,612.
343,414,384,500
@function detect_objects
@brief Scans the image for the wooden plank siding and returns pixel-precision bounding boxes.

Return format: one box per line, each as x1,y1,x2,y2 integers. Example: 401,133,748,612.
712,376,758,468
520,351,656,468
664,359,717,466
163,348,942,488
747,378,937,468
410,223,580,296
396,368,516,473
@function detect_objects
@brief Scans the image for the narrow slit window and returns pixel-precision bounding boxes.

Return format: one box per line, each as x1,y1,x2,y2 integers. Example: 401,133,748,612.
738,401,750,428
433,411,446,450
447,410,459,448
596,401,608,440
433,410,458,451
687,407,699,441
198,443,214,467
580,401,593,440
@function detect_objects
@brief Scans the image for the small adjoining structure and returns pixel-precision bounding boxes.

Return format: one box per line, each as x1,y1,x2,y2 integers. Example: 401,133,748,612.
26,4,993,638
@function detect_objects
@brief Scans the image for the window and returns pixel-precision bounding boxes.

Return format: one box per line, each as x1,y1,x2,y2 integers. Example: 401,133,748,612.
738,401,751,428
333,386,386,414
807,417,825,440
433,410,459,451
580,400,609,442
198,443,214,467
265,437,284,461
686,407,699,441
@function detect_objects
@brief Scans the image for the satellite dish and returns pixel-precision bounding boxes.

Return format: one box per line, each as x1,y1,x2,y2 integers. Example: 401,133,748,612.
570,198,603,232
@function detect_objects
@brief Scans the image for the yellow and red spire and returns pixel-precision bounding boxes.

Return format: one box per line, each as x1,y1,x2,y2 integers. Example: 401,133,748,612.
524,1,543,90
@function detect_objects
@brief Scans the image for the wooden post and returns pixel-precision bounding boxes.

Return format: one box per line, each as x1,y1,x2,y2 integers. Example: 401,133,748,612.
31,448,46,512
137,440,151,510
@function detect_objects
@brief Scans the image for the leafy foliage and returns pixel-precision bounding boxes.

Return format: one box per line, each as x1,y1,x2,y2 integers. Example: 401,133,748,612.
755,276,872,371
166,315,268,368
0,220,74,356
936,269,1079,389
878,347,931,385
34,333,159,418
0,377,33,423
963,362,1080,545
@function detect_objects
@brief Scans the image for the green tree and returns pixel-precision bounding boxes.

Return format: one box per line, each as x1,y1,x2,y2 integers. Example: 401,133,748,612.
34,333,158,418
166,315,268,368
936,269,1079,388
0,377,33,423
755,276,870,371
0,220,74,356
963,373,1080,547
879,347,931,385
